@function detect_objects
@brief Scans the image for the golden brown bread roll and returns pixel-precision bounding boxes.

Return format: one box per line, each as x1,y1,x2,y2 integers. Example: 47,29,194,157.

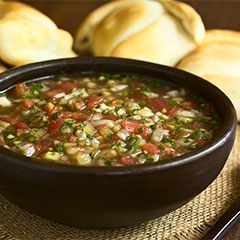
178,30,240,121
74,0,205,66
0,63,7,73
0,1,76,66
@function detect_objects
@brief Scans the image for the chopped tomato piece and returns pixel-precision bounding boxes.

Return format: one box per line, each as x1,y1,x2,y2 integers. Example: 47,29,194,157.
174,131,191,139
73,99,85,110
48,118,64,135
22,99,34,108
181,101,199,110
120,156,136,166
121,120,152,138
95,124,108,130
204,104,212,116
15,83,27,95
44,102,55,112
140,125,153,139
142,143,161,154
62,112,92,122
0,136,5,146
132,92,149,101
167,107,183,116
0,116,19,125
121,120,138,133
87,96,103,109
16,122,30,130
72,113,92,122
61,81,79,91
34,139,54,154
45,89,64,98
149,97,170,111
48,105,63,118
69,135,77,142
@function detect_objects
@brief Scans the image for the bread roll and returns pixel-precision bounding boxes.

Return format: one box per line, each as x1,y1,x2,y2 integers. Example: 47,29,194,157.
0,1,76,66
178,30,240,121
75,0,205,66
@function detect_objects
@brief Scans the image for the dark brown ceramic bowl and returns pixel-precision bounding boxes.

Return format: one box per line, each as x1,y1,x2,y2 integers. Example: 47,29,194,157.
0,57,237,228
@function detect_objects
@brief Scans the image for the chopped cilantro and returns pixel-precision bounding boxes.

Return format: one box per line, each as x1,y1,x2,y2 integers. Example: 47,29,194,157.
52,112,61,119
107,132,114,137
168,99,180,107
61,120,74,129
115,106,122,112
105,159,112,166
150,123,158,130
145,158,154,164
188,145,198,151
159,144,165,151
56,143,66,152
137,101,147,108
138,127,144,134
86,135,93,140
139,88,150,96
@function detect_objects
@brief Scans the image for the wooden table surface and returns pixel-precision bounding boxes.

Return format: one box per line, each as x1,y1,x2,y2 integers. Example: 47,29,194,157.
21,1,240,239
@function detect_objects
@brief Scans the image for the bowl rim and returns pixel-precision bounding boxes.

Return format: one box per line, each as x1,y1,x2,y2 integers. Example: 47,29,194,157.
0,56,237,175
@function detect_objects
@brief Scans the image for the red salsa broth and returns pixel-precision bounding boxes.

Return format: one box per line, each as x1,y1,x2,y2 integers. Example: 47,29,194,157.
0,74,220,166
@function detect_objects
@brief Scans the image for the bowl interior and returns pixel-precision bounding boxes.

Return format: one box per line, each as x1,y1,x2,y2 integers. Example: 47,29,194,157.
0,56,236,172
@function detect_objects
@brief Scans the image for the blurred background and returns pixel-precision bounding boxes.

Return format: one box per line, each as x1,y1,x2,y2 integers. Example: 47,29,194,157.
22,0,240,35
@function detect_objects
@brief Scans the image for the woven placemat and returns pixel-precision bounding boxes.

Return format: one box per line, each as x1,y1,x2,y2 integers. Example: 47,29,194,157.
0,126,239,240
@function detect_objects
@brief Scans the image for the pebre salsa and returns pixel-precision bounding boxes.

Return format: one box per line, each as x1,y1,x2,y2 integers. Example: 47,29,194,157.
0,74,220,166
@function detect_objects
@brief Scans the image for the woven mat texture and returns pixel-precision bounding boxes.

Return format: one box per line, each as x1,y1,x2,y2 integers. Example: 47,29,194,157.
0,126,239,240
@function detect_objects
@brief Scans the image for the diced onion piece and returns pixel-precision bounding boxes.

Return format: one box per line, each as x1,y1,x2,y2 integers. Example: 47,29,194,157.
99,149,117,158
148,92,159,98
176,138,194,146
53,92,66,98
177,110,196,118
0,96,12,107
20,143,35,157
91,119,114,128
117,129,130,141
64,142,76,148
151,128,169,142
112,124,121,132
31,128,46,138
75,153,91,165
152,154,160,162
93,103,112,112
0,120,10,130
91,138,100,148
99,127,112,136
167,90,179,97
130,115,141,120
136,138,146,146
79,88,89,97
84,123,95,135
127,102,140,111
117,108,126,115
66,147,79,155
44,151,62,160
135,107,154,117
102,91,111,97
180,88,186,96
107,80,115,86
172,97,184,102
177,116,193,123
7,134,15,139
87,82,97,88
92,113,103,121
75,129,86,140
114,84,128,91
